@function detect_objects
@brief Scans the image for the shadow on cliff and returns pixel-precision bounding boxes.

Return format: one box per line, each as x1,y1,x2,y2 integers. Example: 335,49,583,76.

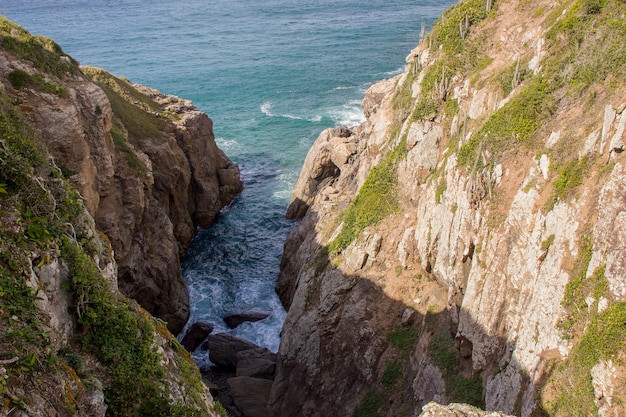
266,204,547,417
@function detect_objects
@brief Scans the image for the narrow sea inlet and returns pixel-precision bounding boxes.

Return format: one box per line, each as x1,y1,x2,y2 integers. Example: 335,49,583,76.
0,0,456,357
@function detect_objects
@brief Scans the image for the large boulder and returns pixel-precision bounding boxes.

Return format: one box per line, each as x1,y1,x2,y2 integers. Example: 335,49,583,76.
205,333,273,369
223,311,271,329
235,349,277,380
180,322,214,352
227,377,273,417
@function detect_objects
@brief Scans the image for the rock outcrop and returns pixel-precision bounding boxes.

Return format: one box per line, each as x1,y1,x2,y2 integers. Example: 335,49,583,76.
203,334,277,416
418,402,515,417
0,40,242,334
271,1,626,416
0,17,231,416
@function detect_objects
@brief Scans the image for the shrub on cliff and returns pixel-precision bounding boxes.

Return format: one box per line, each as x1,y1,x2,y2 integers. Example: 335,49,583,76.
0,74,211,416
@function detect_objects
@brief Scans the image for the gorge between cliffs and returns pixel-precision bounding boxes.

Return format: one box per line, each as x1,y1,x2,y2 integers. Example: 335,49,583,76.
2,0,626,416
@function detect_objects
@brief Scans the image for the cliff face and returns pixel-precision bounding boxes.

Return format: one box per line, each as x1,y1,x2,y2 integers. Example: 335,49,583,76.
0,31,242,334
272,1,626,416
0,17,236,416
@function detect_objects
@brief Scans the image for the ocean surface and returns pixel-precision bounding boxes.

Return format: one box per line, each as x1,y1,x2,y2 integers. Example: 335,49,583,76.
0,0,455,359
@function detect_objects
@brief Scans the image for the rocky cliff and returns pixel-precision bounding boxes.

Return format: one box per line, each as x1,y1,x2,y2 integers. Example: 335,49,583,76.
0,19,242,335
272,0,626,416
0,16,237,416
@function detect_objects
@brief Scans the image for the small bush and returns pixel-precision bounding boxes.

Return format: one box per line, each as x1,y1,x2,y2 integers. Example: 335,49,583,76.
387,326,417,353
110,128,148,174
428,331,457,373
353,391,383,417
381,361,402,389
7,69,68,97
547,157,589,210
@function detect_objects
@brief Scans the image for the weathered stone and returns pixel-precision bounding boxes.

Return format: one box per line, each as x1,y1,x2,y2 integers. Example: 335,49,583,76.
271,2,626,417
401,308,416,327
227,377,273,417
456,335,473,359
591,360,626,417
223,311,271,329
3,61,242,335
181,322,214,352
206,333,272,369
236,349,277,380
418,402,515,417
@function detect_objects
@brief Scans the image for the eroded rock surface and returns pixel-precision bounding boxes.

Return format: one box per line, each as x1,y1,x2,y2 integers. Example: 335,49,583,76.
0,54,242,334
271,1,626,416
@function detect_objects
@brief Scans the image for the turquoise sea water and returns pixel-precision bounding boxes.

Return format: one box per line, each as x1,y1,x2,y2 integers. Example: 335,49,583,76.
0,0,455,355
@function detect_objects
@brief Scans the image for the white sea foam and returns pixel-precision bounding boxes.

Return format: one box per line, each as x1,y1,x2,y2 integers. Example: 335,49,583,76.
333,85,357,90
215,137,244,154
327,99,365,127
382,66,405,76
260,101,274,116
261,101,322,123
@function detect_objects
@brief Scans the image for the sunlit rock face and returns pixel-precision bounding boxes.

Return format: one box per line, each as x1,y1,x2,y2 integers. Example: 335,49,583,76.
0,51,242,334
270,1,626,416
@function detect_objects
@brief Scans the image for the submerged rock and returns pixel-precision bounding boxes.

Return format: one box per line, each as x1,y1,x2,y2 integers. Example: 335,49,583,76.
181,322,214,352
223,311,272,328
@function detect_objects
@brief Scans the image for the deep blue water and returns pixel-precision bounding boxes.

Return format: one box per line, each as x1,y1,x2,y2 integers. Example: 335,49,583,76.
0,0,455,356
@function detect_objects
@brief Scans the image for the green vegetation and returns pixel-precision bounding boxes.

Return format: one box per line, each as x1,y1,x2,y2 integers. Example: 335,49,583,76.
110,126,148,174
495,58,530,97
8,69,68,97
214,401,228,417
547,295,625,416
381,361,402,389
435,179,447,204
83,67,170,141
387,326,417,354
540,234,556,252
546,0,626,93
546,231,624,416
328,139,406,255
353,390,384,417
458,77,554,168
0,17,79,78
400,0,495,128
429,0,495,56
392,60,420,118
0,83,205,415
558,235,599,334
0,95,80,409
428,331,485,408
547,157,589,210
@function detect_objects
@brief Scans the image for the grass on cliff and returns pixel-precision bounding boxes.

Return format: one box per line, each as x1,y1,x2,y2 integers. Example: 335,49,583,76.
545,0,626,93
8,68,68,97
83,67,170,142
0,92,207,416
544,230,626,416
405,0,495,124
428,331,485,408
328,139,406,256
453,0,624,175
457,77,555,169
0,16,79,78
